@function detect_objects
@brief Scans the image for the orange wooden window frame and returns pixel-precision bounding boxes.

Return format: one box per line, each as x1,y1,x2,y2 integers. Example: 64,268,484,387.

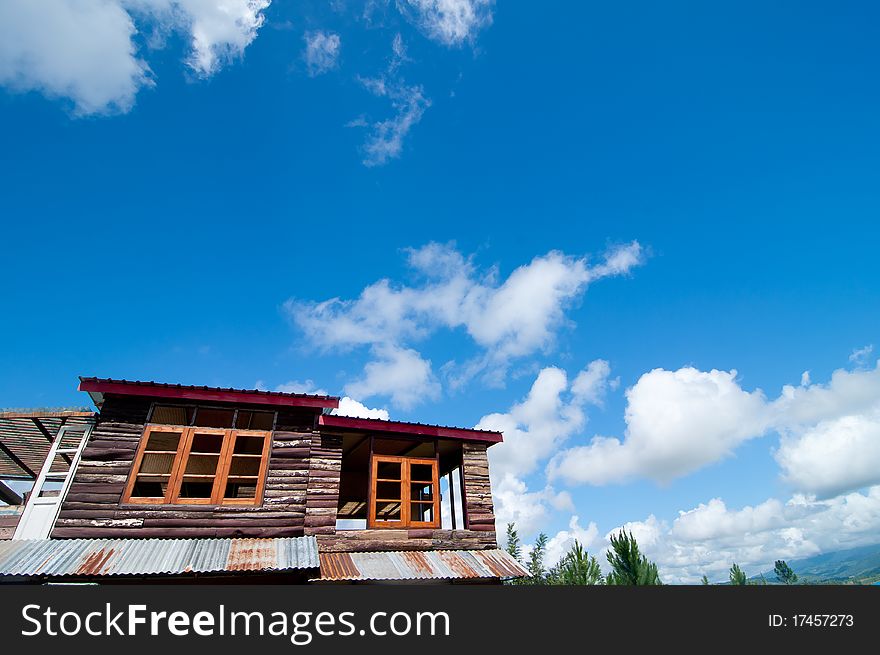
122,425,271,506
368,455,440,529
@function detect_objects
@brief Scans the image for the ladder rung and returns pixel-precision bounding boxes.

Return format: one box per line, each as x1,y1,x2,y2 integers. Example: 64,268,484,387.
56,449,79,455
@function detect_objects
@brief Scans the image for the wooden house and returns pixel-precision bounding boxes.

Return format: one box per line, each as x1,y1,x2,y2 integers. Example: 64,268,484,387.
0,378,526,583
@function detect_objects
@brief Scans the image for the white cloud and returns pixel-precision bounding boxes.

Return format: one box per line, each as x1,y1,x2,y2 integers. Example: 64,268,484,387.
615,488,880,583
397,0,493,47
303,30,340,77
287,241,645,403
474,362,608,535
544,515,600,566
776,410,880,498
267,380,391,419
571,359,614,407
478,365,595,480
549,359,880,496
333,396,391,420
344,344,440,410
849,344,874,367
492,473,573,536
0,0,269,115
0,0,151,115
355,34,431,167
548,367,772,486
128,0,270,77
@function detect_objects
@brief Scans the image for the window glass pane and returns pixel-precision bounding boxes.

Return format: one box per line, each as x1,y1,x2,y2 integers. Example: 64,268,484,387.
145,431,182,452
151,405,193,426
410,482,434,502
178,478,214,498
194,407,235,428
228,456,261,476
233,435,264,455
376,461,401,480
139,452,176,475
190,432,224,453
376,481,401,500
411,503,434,523
410,463,434,482
236,410,274,430
224,479,257,499
375,501,402,521
132,476,168,498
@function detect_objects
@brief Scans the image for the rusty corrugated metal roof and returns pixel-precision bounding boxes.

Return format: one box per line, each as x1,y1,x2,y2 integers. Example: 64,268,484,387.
0,537,318,578
318,549,528,581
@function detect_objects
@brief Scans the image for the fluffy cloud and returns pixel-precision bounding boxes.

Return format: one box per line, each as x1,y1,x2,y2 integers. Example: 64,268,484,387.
549,359,880,497
776,410,880,498
612,488,880,583
333,396,391,420
549,368,772,485
477,364,609,479
544,515,600,566
0,0,150,115
303,30,340,77
0,0,269,115
397,0,493,46
475,361,611,534
344,345,440,410
287,241,644,405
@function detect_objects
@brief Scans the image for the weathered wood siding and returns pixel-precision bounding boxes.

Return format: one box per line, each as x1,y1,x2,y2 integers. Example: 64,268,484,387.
303,433,342,535
317,528,497,552
461,442,496,539
51,396,315,539
0,510,22,540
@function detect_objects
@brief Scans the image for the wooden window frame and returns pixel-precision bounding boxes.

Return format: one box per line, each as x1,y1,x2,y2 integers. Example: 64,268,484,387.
123,425,271,506
368,455,440,529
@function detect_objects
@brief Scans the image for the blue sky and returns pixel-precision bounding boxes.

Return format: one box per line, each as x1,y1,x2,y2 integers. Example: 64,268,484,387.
2,1,879,582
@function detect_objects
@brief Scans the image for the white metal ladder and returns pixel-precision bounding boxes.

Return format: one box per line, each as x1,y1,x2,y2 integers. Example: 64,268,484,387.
13,421,93,540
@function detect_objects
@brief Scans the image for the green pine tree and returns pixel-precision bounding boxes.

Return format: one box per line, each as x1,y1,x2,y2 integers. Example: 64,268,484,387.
505,523,522,563
547,541,604,585
605,530,662,585
729,563,748,585
774,560,798,585
526,533,549,584
701,575,710,585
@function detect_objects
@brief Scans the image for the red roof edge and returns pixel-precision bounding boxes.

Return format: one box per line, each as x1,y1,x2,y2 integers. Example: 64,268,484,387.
318,414,503,443
78,377,340,410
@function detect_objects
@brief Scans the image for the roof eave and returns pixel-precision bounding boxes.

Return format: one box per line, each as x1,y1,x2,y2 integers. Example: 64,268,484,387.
78,378,340,410
318,414,503,444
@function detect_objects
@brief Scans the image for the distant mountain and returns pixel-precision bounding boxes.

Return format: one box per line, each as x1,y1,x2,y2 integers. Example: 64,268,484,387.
754,543,880,584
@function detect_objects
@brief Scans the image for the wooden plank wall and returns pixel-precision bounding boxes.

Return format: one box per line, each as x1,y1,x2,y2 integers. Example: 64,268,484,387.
461,442,496,538
0,511,22,540
303,433,342,535
51,396,315,539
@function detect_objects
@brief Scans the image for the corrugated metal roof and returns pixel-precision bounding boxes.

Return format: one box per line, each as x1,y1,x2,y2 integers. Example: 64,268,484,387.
319,414,503,443
79,377,339,403
0,537,319,578
318,549,528,581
